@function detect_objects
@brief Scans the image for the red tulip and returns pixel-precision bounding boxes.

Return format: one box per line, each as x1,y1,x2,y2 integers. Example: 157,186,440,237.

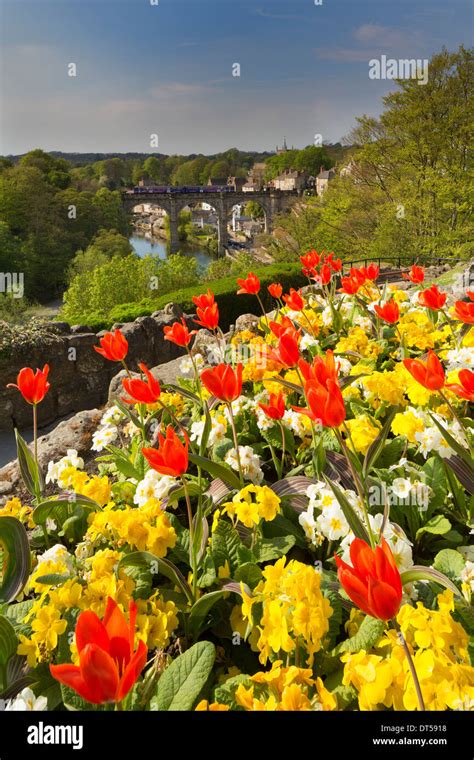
163,318,197,347
269,316,296,338
194,302,220,330
366,263,380,281
50,598,147,705
328,257,343,272
445,369,474,402
349,267,367,286
200,363,243,402
143,425,189,477
298,350,339,385
315,264,332,285
192,289,215,309
403,350,445,391
293,377,346,428
94,329,128,362
335,538,402,621
300,250,320,275
374,299,400,324
258,392,286,420
237,272,260,295
268,283,283,299
466,291,474,302
418,285,447,311
7,365,50,405
122,363,161,404
283,288,304,311
402,265,425,284
453,301,474,324
268,328,301,369
339,276,361,295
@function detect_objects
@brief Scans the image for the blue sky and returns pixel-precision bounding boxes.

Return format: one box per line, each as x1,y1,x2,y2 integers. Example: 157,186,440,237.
1,0,472,155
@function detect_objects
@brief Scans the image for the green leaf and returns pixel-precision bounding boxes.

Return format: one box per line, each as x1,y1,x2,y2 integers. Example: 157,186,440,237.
253,535,296,562
33,573,74,586
117,552,193,604
429,414,474,469
336,615,385,654
433,549,465,580
211,520,248,574
324,478,370,543
400,565,462,597
261,424,295,457
234,563,263,589
0,616,17,667
422,456,448,512
362,407,398,478
150,641,216,711
14,429,44,498
188,453,241,490
416,515,451,539
188,591,225,639
0,517,30,603
32,493,100,526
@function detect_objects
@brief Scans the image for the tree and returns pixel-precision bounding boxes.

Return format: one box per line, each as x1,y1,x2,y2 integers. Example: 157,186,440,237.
270,46,473,263
68,229,133,280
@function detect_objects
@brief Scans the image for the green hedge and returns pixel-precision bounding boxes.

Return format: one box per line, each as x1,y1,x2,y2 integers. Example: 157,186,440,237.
80,263,306,333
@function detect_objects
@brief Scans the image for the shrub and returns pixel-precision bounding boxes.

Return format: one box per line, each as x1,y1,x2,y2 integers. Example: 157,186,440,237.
60,253,201,326
81,263,306,332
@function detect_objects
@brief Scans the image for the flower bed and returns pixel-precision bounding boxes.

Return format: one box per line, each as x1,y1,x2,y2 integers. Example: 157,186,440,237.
1,252,473,713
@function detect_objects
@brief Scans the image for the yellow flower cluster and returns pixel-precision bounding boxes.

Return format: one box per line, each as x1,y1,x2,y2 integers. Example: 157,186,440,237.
234,659,336,711
397,312,450,350
223,485,281,528
342,592,474,711
17,606,67,667
391,409,425,443
59,467,112,506
362,369,407,408
0,497,34,527
336,326,382,360
87,498,176,558
241,557,332,665
148,391,185,416
136,592,178,650
345,415,381,454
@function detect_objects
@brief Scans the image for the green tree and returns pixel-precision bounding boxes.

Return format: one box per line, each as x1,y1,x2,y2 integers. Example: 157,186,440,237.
68,229,133,280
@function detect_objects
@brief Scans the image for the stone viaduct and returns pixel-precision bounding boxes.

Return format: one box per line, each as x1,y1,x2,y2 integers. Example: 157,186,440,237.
121,189,298,256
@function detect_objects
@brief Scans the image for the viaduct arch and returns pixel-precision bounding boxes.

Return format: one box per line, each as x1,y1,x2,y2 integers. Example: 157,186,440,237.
121,189,298,256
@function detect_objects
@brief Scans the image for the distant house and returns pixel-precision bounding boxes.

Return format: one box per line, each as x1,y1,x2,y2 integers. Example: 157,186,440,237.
273,170,308,192
316,166,336,195
242,182,257,193
137,177,155,187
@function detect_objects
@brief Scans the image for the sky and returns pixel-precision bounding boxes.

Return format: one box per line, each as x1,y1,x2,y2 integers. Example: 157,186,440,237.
0,0,472,156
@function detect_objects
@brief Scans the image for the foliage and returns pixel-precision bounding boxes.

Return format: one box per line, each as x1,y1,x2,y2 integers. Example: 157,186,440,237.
270,46,473,263
70,262,305,331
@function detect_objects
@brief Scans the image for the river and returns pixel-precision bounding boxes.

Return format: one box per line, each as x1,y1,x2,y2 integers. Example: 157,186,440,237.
129,232,213,269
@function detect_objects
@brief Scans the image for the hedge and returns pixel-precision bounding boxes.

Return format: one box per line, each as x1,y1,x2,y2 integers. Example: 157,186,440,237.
78,263,307,333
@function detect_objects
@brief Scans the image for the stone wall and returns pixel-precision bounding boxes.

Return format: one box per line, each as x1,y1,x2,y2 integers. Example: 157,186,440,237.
0,305,193,432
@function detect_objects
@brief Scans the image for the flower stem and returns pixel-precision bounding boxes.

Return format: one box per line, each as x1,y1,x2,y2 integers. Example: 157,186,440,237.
393,620,425,711
182,476,198,601
336,428,376,548
227,403,244,485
